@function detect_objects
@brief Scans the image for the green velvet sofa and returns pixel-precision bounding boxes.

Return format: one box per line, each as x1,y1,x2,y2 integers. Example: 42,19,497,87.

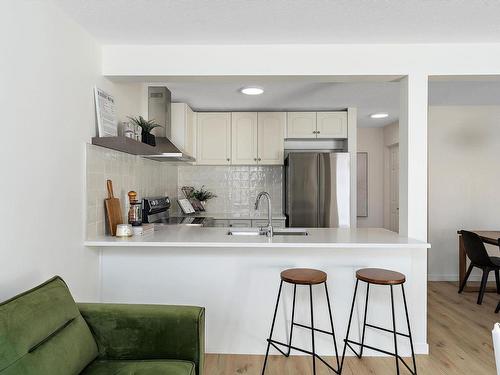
0,276,205,375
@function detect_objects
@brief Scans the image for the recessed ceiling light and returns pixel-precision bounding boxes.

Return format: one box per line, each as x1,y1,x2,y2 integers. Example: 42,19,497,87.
240,87,264,95
370,113,389,119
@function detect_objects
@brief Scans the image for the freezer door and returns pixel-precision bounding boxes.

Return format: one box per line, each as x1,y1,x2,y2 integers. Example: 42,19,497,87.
318,153,350,228
286,153,319,227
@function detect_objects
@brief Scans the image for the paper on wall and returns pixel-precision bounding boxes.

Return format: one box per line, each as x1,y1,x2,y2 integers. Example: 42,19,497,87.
492,323,500,375
94,87,117,137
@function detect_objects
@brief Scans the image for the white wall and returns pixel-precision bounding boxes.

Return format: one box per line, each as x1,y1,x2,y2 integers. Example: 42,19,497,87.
357,128,384,228
0,1,110,301
428,106,500,281
383,122,399,230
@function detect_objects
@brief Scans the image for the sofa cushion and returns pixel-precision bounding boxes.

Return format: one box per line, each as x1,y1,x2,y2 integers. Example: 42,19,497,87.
0,276,98,375
81,360,195,375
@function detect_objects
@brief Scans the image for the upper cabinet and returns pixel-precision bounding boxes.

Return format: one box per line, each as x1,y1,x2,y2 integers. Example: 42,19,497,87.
316,112,348,138
197,112,231,165
231,112,285,165
286,111,348,139
257,112,285,165
287,112,317,138
231,112,258,164
171,103,197,157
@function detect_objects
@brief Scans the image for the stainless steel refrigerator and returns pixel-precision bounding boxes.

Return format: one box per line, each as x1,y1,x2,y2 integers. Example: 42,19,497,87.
285,152,350,228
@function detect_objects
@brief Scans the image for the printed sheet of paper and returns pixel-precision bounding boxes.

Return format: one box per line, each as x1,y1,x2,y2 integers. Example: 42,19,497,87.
94,87,117,137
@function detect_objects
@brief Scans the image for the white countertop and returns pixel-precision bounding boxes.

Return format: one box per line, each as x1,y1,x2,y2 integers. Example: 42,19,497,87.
183,212,286,220
85,227,430,249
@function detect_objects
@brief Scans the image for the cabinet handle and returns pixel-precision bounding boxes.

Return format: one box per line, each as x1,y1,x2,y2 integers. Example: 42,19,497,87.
317,131,321,134
258,158,261,161
226,158,230,162
254,158,257,161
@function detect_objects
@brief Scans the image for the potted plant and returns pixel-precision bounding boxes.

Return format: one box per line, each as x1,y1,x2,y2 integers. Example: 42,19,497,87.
187,185,217,208
127,116,162,146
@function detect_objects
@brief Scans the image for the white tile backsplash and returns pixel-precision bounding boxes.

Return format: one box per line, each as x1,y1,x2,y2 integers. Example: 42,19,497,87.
86,144,178,238
178,165,283,216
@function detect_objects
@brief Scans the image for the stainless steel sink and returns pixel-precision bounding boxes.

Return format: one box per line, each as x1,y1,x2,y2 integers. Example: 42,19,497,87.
227,228,308,236
274,229,309,236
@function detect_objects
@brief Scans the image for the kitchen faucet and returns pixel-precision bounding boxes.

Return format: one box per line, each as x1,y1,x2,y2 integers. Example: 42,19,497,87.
255,191,273,237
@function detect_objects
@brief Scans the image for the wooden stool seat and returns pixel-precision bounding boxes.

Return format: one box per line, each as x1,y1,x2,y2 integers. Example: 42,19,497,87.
280,268,327,285
356,268,406,285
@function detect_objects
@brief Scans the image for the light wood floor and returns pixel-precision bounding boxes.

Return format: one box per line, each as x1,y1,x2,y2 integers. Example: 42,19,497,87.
205,282,498,374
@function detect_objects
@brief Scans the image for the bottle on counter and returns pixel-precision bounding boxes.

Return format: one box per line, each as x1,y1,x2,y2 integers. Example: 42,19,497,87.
127,191,143,227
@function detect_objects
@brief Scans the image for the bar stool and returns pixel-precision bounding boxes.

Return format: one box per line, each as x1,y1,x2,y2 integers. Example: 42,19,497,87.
261,268,340,375
341,268,417,375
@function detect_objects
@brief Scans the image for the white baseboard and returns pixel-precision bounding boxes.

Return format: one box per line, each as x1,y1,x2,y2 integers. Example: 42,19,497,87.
428,274,495,282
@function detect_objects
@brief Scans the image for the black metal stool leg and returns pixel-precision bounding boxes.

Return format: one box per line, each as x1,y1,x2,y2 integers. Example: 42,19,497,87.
262,280,284,375
324,282,340,371
340,278,359,373
285,284,297,357
309,285,316,375
359,282,370,358
390,285,400,375
401,284,417,374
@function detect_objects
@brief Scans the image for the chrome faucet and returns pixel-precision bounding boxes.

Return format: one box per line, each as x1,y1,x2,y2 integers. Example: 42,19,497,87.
255,191,273,237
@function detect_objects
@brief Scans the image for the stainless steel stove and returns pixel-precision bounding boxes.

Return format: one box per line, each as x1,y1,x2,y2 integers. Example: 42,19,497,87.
142,196,213,227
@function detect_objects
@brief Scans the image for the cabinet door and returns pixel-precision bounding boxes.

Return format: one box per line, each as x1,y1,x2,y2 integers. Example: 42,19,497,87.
257,112,285,165
196,112,231,165
185,106,196,157
213,219,229,227
316,111,348,138
229,219,252,228
231,112,258,165
287,112,317,138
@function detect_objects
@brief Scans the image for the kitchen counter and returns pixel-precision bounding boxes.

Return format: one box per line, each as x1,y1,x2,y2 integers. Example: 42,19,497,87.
88,227,429,357
85,227,428,248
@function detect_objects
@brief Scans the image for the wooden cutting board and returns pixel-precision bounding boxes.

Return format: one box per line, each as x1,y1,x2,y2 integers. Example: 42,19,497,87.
104,179,123,236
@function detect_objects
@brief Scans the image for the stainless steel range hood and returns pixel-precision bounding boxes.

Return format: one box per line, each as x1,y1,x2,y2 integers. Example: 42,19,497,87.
142,137,195,162
140,86,195,162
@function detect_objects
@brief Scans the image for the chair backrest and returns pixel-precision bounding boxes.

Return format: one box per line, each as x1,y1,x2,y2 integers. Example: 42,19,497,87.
0,276,98,375
461,230,493,267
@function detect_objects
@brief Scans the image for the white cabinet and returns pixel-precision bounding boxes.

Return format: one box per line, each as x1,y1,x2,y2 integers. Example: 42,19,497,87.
231,112,285,165
213,219,229,227
171,103,197,157
257,112,286,165
231,112,258,165
229,219,252,228
287,112,317,138
252,219,286,228
287,111,348,139
316,112,348,138
196,112,231,165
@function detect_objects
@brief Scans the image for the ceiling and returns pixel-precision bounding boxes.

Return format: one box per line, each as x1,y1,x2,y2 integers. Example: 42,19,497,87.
139,79,500,127
54,0,500,44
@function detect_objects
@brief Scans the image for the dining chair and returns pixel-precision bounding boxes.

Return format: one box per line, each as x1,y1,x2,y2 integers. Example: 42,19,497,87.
458,230,500,305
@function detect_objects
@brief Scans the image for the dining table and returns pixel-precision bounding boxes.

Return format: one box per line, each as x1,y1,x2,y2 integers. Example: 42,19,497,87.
458,230,500,292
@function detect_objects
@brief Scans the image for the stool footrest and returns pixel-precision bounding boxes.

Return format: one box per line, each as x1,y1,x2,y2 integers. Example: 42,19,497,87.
344,339,416,375
293,322,334,336
365,323,411,338
268,339,340,374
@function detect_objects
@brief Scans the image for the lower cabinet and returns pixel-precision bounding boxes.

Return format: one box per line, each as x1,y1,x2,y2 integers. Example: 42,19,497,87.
229,219,252,228
252,220,286,228
212,219,230,227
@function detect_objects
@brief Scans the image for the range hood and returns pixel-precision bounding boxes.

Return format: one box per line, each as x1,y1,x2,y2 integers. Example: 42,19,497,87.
140,86,195,162
141,137,195,162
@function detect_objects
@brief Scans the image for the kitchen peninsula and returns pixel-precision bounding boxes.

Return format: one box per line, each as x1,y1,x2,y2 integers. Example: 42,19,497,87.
85,227,429,357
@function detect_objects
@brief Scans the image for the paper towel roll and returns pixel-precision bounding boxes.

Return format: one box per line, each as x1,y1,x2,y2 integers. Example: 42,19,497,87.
492,323,500,375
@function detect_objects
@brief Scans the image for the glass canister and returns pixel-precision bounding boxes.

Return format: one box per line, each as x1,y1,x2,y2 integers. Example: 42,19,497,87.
127,191,142,226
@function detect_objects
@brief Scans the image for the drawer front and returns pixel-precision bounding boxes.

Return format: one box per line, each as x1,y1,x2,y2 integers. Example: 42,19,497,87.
252,220,285,228
213,219,230,227
229,219,252,228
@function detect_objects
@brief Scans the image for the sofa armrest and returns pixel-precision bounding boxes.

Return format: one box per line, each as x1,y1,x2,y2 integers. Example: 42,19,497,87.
78,303,204,375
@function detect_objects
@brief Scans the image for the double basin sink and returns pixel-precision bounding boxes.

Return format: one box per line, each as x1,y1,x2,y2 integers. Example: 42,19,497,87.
227,228,309,236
